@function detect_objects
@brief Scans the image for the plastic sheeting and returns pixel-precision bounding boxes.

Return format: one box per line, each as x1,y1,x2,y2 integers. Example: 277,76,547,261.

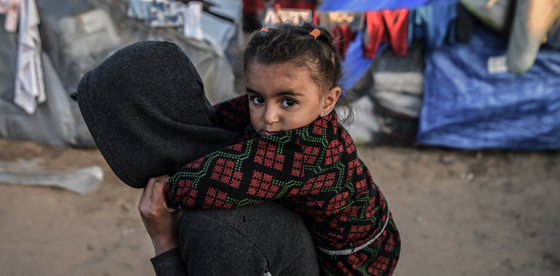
0,160,102,195
351,41,424,145
1,16,92,147
418,26,560,150
0,0,241,148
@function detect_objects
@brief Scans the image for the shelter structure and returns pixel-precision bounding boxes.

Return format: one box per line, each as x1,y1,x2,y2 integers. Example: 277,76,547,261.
0,0,242,148
317,0,560,150
1,0,559,150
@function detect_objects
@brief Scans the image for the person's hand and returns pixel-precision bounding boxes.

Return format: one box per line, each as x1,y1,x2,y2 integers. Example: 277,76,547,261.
138,175,182,256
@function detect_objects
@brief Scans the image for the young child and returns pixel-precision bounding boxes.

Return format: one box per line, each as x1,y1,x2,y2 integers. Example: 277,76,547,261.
73,40,321,275
163,24,401,276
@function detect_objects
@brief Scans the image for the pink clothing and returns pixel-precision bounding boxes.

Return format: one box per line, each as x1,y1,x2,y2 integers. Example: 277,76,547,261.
0,0,20,32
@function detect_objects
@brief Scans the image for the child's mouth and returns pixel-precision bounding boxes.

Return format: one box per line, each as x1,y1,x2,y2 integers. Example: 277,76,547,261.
262,130,281,136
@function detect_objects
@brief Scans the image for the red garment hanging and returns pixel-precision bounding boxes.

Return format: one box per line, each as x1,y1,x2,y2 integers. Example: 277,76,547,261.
363,9,409,58
332,25,356,61
274,0,317,10
243,0,266,15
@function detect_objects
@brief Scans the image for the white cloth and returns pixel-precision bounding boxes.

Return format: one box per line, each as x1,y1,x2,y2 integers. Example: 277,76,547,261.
0,0,20,32
181,1,203,40
14,0,45,114
198,0,241,52
262,7,313,28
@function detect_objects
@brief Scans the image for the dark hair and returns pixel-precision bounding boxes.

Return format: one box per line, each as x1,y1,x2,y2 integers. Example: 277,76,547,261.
70,91,78,102
243,23,353,124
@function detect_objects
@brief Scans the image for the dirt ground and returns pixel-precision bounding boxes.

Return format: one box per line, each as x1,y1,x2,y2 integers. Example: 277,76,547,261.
0,137,559,276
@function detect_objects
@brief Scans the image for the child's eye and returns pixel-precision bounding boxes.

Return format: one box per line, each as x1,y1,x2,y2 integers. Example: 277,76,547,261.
251,96,264,105
282,99,296,107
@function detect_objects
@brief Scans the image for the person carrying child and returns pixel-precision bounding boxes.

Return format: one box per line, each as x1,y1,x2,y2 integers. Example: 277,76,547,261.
74,40,321,275
156,23,401,275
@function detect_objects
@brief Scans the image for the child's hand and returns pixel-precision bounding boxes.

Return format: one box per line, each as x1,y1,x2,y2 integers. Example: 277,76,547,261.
138,175,182,256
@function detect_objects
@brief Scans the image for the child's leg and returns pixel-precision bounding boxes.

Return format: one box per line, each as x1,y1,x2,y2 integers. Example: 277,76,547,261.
318,215,400,276
179,201,320,276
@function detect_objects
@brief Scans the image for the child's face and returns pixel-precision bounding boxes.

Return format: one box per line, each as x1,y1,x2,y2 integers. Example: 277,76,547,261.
245,62,340,137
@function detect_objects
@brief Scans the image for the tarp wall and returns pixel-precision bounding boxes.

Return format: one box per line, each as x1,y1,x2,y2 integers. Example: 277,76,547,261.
0,0,240,148
418,26,560,150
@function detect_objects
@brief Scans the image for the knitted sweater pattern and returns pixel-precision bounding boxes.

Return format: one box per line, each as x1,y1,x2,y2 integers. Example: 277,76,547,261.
164,95,400,275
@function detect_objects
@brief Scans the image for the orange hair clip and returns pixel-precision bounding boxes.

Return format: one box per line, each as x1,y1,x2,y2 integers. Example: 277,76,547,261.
309,29,320,39
260,27,269,32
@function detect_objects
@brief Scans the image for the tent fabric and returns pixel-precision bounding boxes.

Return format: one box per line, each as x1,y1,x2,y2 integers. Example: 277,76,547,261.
0,0,241,148
338,31,386,91
319,0,433,12
0,14,17,103
407,1,457,49
367,41,424,145
1,13,89,147
418,25,560,150
461,0,560,74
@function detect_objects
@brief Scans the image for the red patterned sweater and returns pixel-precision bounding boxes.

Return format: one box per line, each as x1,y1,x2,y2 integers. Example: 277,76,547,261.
164,95,400,275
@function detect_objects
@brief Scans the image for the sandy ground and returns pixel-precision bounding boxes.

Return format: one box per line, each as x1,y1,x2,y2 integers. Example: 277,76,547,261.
0,137,559,276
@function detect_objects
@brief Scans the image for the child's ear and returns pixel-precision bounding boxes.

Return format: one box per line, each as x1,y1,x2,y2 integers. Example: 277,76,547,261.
320,87,341,117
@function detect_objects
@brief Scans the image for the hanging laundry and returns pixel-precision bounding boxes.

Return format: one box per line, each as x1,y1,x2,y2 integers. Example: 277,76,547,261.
408,2,457,50
262,6,313,28
331,25,355,61
180,1,203,40
14,0,45,114
243,0,267,16
58,9,120,62
274,0,317,10
317,11,363,31
0,0,19,32
149,0,184,27
243,0,267,31
127,0,155,20
177,0,236,23
455,2,475,43
363,9,409,59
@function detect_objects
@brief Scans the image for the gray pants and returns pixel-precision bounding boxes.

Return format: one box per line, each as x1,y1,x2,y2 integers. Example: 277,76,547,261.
180,201,320,276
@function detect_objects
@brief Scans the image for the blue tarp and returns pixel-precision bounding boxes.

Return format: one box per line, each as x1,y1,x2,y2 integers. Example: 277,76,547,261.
340,33,386,91
417,26,560,150
318,0,452,12
321,0,458,90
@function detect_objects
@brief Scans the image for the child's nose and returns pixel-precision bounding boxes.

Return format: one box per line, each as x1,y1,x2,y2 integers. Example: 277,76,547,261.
264,106,279,124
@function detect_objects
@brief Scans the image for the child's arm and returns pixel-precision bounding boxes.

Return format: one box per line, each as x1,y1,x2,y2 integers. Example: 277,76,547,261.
212,95,252,133
164,114,353,212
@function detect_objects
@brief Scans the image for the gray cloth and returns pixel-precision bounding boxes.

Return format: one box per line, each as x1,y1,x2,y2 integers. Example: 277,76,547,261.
151,201,320,276
76,41,241,188
506,0,560,73
0,14,93,147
